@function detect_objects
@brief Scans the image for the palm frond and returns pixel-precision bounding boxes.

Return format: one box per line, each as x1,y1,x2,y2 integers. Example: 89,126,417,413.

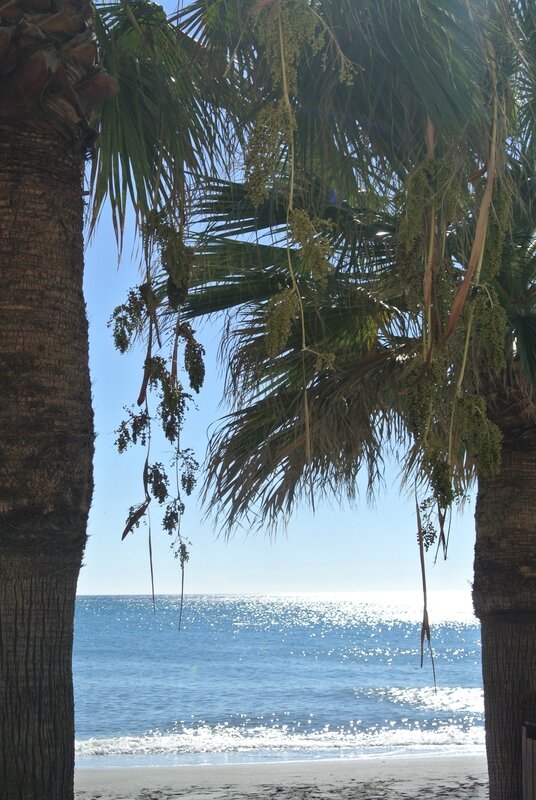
153,0,535,532
204,346,410,530
90,0,230,242
183,239,294,318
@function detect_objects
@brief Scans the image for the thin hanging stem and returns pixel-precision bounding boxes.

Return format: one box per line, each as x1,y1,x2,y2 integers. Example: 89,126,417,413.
423,117,436,357
445,45,498,340
172,309,188,632
416,489,437,689
143,397,156,612
178,553,186,633
277,13,312,469
148,510,156,613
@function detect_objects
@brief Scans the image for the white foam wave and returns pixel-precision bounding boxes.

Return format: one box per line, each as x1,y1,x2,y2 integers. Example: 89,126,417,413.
76,721,484,760
367,686,484,714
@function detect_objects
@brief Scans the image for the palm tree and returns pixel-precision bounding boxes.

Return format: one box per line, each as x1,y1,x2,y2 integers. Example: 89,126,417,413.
0,1,228,796
165,2,536,797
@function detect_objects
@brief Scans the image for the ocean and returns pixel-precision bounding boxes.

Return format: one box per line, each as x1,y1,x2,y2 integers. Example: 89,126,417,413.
73,593,484,768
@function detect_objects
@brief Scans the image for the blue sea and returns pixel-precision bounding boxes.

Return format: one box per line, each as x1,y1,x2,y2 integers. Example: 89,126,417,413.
73,592,484,768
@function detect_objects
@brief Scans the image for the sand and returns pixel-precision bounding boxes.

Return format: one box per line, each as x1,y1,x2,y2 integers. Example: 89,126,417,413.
75,755,488,800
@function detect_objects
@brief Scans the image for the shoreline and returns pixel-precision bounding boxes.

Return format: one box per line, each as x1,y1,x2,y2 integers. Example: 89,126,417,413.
75,754,488,799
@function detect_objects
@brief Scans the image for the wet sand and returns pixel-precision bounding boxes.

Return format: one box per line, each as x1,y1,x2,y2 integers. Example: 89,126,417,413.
75,755,488,799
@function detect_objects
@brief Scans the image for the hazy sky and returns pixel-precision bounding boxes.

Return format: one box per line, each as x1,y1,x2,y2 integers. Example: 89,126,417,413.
78,215,477,599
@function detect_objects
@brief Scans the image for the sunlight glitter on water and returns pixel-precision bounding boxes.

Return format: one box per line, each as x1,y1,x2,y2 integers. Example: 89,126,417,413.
74,593,482,768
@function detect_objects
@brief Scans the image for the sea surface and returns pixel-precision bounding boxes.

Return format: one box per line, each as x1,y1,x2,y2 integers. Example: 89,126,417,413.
74,592,484,768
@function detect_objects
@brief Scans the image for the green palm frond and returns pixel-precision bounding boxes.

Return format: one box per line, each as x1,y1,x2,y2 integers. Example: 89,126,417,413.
296,0,497,180
180,0,510,186
204,343,412,529
227,279,402,396
184,239,295,318
192,175,398,277
176,181,418,526
90,0,229,241
147,0,534,532
180,170,528,529
514,0,536,152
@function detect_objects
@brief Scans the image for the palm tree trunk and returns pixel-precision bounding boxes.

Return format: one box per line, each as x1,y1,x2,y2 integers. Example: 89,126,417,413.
0,561,81,799
0,123,93,799
474,436,536,800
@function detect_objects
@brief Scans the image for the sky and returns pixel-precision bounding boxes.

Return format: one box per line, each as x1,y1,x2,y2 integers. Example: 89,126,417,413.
77,213,478,599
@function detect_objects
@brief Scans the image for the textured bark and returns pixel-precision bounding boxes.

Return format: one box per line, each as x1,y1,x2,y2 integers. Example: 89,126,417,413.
474,437,536,800
0,0,115,794
0,559,80,800
0,123,93,799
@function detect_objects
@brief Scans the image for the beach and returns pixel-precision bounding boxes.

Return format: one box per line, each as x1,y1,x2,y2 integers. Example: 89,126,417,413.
74,597,485,798
75,755,488,800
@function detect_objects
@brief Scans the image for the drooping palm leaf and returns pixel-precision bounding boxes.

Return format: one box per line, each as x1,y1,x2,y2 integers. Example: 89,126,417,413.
204,342,413,529
179,0,509,189
173,175,423,525
90,0,230,241
146,0,532,534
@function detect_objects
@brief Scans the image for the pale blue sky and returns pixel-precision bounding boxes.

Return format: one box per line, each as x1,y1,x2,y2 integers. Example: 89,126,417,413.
77,213,477,599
